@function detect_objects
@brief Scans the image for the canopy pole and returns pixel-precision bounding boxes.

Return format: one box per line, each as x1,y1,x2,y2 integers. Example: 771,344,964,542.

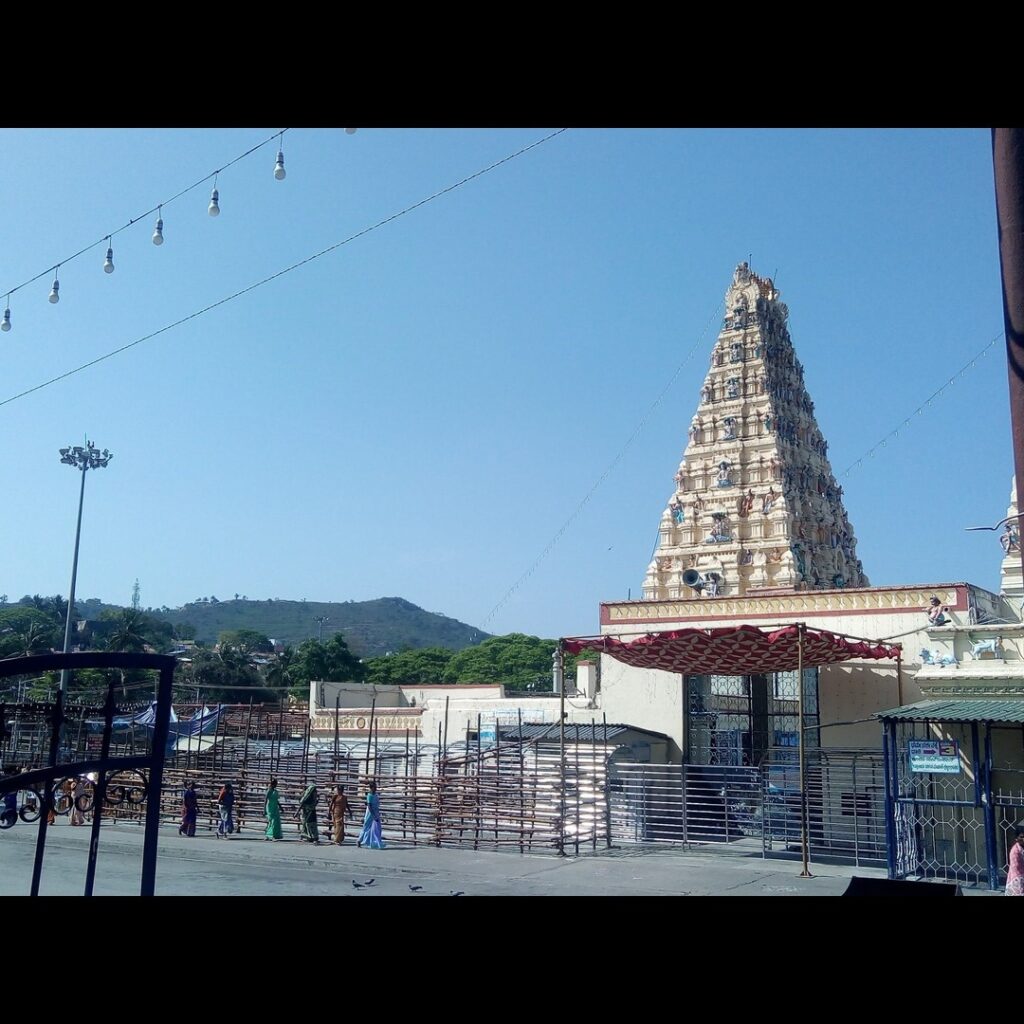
556,641,566,858
797,622,812,878
896,653,904,708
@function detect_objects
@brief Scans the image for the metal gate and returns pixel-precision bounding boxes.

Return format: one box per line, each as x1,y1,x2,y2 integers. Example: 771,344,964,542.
607,748,886,866
885,719,1020,890
0,652,176,896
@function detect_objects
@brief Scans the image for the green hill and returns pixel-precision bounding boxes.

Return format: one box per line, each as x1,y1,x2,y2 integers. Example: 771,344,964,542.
153,597,488,656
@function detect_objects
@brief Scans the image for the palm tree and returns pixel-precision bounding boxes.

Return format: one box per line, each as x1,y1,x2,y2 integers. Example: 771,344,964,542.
106,608,147,652
264,646,294,693
106,608,149,696
14,621,51,657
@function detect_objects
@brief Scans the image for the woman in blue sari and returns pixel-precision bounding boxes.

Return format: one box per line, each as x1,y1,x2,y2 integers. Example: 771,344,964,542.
357,781,386,849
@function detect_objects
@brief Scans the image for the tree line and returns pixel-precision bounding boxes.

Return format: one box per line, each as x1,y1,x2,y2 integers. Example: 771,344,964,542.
0,596,596,704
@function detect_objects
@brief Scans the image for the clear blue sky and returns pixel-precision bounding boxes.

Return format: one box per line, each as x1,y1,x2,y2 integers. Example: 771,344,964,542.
0,128,1010,639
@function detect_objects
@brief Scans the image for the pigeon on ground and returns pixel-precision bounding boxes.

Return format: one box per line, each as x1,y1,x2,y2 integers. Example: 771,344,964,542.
365,878,375,886
352,880,364,889
409,885,422,892
450,890,464,897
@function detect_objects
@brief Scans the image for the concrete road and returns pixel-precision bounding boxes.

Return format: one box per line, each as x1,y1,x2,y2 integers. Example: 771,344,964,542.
0,819,990,896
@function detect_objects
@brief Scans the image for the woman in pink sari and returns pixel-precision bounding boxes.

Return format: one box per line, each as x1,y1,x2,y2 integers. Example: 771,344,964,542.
1007,828,1024,896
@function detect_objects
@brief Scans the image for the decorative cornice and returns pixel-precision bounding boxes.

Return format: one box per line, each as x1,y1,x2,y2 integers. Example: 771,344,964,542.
918,685,1024,699
603,584,965,625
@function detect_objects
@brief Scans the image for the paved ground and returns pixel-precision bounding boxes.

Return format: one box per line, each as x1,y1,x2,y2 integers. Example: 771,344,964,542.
0,819,997,896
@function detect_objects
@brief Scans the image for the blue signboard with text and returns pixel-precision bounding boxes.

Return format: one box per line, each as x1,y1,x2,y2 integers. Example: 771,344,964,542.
909,739,961,774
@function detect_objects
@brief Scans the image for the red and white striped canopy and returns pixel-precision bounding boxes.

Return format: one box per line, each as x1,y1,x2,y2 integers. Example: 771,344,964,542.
563,625,900,675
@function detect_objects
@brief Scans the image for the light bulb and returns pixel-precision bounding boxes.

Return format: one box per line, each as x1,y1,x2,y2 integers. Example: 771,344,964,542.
153,217,164,245
49,278,60,304
1,308,10,332
208,188,220,217
103,247,115,274
274,151,286,180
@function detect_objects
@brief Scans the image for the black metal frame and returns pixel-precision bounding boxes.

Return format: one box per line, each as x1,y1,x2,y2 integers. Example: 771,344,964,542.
0,652,176,896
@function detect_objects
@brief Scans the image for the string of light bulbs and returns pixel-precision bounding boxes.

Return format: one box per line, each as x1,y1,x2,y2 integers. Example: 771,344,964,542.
480,302,723,629
0,127,359,334
0,128,569,410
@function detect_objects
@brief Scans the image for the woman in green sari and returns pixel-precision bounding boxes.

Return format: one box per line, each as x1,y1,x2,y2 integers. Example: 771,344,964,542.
264,778,283,841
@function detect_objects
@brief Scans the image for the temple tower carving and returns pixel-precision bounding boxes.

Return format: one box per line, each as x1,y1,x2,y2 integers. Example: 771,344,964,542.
643,262,870,600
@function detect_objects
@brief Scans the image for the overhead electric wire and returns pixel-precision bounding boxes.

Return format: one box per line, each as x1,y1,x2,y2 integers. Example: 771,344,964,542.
839,330,1003,479
481,303,722,628
485,321,1005,626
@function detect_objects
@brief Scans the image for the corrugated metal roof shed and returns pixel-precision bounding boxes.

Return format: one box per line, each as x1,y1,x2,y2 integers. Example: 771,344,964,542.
876,700,1024,724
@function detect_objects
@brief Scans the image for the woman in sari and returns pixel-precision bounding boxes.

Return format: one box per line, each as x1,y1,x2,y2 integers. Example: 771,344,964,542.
357,781,386,849
69,778,86,826
179,781,198,837
327,784,352,845
264,778,283,841
297,781,321,844
1007,826,1024,895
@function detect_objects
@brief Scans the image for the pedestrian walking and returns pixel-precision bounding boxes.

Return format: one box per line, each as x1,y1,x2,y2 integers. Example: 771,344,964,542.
297,780,321,844
217,782,235,838
179,781,198,837
328,784,352,845
357,781,386,850
264,778,283,841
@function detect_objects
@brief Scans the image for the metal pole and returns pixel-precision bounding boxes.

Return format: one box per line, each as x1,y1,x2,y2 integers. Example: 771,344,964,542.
517,707,525,855
84,681,116,896
59,467,87,694
442,695,450,760
275,701,284,776
364,698,376,778
242,697,252,792
215,703,223,776
992,128,1024,585
141,661,174,896
29,688,64,896
896,653,904,708
333,694,340,777
882,719,897,880
556,641,566,857
591,716,598,850
604,712,612,849
797,623,811,878
412,728,419,844
494,718,501,844
984,722,999,891
475,712,482,850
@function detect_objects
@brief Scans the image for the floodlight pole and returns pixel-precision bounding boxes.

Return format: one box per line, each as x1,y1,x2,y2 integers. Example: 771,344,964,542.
58,442,113,693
